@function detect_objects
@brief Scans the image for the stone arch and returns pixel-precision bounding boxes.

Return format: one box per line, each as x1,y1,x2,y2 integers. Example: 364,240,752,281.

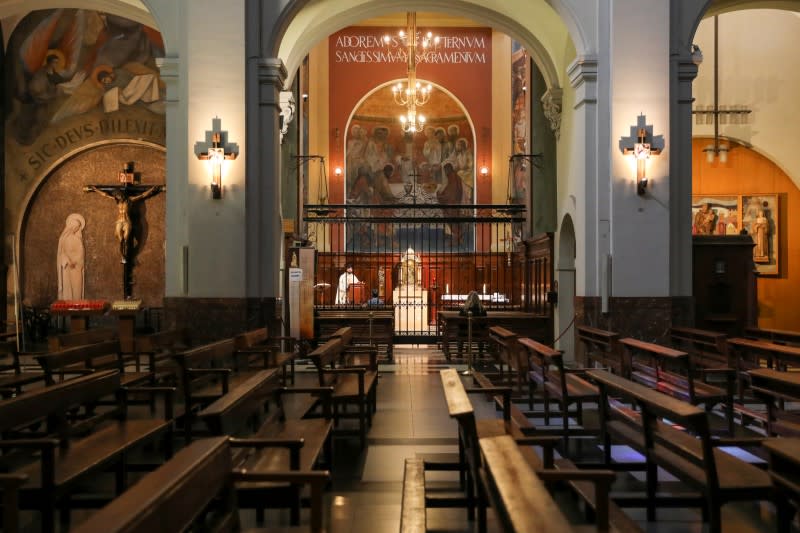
272,0,585,91
556,213,576,361
19,141,166,309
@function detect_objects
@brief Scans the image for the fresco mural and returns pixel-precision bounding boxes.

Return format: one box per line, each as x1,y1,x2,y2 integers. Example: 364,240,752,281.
344,84,475,252
5,9,166,317
509,42,530,218
5,9,165,184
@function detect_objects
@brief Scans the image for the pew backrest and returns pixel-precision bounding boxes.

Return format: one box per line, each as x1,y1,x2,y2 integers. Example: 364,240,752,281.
479,435,574,533
577,325,623,374
47,327,118,352
669,326,729,369
35,340,123,384
0,370,121,435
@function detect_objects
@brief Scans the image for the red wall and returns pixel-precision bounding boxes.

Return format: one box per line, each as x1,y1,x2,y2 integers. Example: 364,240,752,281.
328,26,493,204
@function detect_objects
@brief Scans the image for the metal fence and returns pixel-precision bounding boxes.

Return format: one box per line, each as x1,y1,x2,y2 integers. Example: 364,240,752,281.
304,203,526,341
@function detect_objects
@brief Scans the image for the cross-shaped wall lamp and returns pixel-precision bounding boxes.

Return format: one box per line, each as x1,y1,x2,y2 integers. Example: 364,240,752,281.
195,118,239,199
620,115,663,196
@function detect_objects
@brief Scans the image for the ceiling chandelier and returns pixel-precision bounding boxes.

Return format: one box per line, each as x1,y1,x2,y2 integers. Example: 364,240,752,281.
385,12,438,133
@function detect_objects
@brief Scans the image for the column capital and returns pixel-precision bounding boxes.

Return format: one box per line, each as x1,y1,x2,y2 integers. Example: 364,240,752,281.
540,88,563,140
567,55,598,106
256,58,288,85
255,58,288,107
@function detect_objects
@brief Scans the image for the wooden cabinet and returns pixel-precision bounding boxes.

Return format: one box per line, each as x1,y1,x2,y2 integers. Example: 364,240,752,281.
692,235,757,336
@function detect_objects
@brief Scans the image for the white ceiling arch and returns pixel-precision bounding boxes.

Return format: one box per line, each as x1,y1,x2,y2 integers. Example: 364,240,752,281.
0,0,156,29
275,0,584,91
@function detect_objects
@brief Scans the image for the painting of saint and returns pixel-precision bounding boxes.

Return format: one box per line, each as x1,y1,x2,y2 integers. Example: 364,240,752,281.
343,83,474,252
741,195,779,275
7,9,165,146
509,42,530,224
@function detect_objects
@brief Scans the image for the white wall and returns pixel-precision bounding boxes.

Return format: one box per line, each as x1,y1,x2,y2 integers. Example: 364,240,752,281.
150,0,248,297
693,9,800,186
608,0,671,297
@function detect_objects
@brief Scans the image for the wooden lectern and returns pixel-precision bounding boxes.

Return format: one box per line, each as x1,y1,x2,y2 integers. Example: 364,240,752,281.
348,282,367,304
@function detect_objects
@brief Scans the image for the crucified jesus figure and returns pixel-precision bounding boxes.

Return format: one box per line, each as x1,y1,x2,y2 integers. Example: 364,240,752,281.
84,184,165,263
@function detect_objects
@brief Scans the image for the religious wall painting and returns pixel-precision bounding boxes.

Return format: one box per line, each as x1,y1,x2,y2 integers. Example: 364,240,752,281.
691,194,779,275
692,196,739,236
509,41,530,218
5,9,166,186
742,194,779,275
344,84,475,253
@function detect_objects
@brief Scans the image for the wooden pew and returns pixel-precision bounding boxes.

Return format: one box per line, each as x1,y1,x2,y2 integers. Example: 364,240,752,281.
0,370,173,532
469,366,641,532
577,326,624,375
316,308,394,362
588,369,774,533
325,326,378,370
762,438,800,533
172,338,271,442
198,367,333,524
487,326,527,398
621,337,734,434
71,436,330,533
745,326,800,347
307,337,378,449
233,326,299,384
478,434,576,533
0,340,45,397
400,458,426,533
133,327,191,379
47,326,117,352
35,339,151,387
0,473,28,533
520,337,598,446
438,310,549,361
728,337,800,400
440,368,624,533
748,369,800,437
669,326,729,370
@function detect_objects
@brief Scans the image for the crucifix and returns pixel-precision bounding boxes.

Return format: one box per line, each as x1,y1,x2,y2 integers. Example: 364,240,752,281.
195,118,239,199
84,163,165,298
621,116,663,195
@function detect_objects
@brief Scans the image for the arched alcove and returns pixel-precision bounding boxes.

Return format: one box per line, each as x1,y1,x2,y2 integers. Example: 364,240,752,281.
21,142,166,309
692,138,800,329
557,213,576,360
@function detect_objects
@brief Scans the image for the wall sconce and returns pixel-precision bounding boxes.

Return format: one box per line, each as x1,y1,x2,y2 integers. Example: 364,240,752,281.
620,115,663,196
479,166,490,177
194,117,238,199
334,167,343,178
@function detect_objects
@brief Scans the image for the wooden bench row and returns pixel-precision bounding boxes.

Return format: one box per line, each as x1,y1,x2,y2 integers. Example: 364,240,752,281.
0,370,174,532
72,436,329,533
307,327,378,450
315,308,394,361
590,369,779,533
416,368,639,533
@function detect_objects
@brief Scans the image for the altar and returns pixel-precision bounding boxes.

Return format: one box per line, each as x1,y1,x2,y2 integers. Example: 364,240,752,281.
393,248,428,333
393,286,428,333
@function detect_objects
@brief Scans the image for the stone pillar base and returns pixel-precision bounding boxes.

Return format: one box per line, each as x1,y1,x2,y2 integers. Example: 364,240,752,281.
574,296,694,365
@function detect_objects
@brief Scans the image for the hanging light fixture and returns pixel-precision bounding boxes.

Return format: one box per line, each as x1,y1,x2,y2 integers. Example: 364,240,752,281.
694,16,751,164
385,12,438,134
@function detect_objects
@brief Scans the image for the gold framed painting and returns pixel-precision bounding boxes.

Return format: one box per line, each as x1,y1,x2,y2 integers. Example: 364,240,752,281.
691,194,779,275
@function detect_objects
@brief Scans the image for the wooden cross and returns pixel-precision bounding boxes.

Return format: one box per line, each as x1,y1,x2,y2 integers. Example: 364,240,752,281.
195,118,239,199
622,118,662,195
84,163,165,298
